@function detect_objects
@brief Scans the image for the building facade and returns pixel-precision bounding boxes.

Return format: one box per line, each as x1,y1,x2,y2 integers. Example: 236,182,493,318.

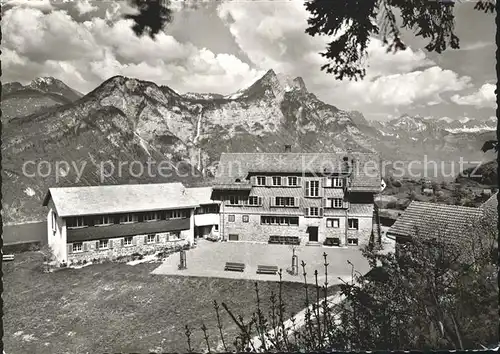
212,151,383,246
44,183,198,265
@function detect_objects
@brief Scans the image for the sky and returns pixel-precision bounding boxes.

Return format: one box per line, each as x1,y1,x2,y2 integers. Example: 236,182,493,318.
2,0,496,121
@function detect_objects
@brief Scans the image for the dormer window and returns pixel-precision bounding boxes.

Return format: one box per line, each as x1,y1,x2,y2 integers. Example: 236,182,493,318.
235,178,241,183
256,176,266,186
272,176,282,186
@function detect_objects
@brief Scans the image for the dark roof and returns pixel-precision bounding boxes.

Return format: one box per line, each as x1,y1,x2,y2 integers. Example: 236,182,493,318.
214,152,381,191
387,201,483,244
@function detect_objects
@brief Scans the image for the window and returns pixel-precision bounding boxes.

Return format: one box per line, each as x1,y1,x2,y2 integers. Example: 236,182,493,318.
326,218,340,228
170,210,187,219
67,216,86,228
72,242,83,253
248,196,261,206
51,212,57,233
306,180,320,197
288,176,298,186
214,224,219,231
144,212,159,221
347,238,359,245
147,234,156,244
309,207,319,216
120,214,138,223
229,195,239,205
275,197,295,207
98,239,108,249
228,215,235,222
196,205,219,214
124,236,133,246
260,216,299,226
332,178,343,187
228,234,239,241
95,215,113,226
348,218,359,230
327,198,343,208
272,176,282,186
257,176,266,186
242,215,249,223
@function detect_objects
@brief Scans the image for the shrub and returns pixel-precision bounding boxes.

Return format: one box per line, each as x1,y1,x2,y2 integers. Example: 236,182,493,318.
392,180,402,188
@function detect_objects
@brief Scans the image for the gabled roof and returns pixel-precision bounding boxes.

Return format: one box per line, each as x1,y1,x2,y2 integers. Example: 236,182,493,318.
43,183,199,217
214,152,381,191
185,187,220,205
387,201,483,244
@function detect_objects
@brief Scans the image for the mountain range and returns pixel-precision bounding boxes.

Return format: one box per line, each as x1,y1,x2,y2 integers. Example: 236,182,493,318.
1,70,496,223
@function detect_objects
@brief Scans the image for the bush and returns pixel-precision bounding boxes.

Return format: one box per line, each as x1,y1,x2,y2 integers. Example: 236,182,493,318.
392,180,402,188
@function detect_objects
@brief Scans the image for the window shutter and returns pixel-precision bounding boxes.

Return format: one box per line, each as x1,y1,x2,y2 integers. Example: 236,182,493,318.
109,240,114,249
95,241,99,250
305,181,310,197
343,200,349,209
282,177,287,186
67,244,72,254
144,236,147,244
297,177,302,186
120,239,124,247
267,177,273,186
323,198,327,208
294,197,299,207
319,208,324,217
132,237,137,245
304,207,309,216
270,197,275,207
156,234,160,243
250,176,256,185
258,197,263,206
84,243,88,252
321,177,326,188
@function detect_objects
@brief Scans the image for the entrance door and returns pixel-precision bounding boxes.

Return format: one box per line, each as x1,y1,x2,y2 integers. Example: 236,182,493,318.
308,227,319,242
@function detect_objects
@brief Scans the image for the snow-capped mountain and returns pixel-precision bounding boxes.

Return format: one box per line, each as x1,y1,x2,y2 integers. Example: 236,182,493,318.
2,77,83,121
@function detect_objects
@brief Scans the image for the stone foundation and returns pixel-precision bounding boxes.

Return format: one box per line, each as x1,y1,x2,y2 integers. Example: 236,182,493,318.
67,232,188,265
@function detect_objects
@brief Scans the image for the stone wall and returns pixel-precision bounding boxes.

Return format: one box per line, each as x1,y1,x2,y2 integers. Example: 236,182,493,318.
222,213,304,243
67,232,187,264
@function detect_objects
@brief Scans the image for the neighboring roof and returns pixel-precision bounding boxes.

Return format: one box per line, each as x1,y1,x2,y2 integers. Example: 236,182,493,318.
214,152,381,191
185,187,220,205
43,183,199,217
387,201,483,244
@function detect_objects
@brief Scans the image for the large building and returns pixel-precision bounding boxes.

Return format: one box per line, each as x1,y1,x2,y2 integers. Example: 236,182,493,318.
211,150,383,246
43,183,199,265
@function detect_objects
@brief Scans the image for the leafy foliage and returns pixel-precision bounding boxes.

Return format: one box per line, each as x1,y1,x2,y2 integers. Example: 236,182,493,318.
187,221,497,351
125,0,173,38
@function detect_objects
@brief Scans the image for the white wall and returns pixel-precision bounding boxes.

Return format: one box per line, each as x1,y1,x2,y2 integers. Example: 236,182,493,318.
194,213,219,227
46,199,67,264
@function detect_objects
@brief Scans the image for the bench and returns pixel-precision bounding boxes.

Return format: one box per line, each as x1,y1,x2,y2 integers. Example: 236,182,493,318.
224,262,245,272
256,265,278,275
2,254,14,261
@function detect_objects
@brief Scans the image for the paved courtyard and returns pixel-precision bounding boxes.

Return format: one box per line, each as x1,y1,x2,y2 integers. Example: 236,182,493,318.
152,240,371,284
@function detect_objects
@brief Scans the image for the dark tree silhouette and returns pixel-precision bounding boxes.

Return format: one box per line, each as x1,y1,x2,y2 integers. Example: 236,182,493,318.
125,0,173,38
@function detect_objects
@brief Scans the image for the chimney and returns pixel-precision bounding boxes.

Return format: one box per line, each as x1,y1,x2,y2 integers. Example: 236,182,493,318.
284,145,292,153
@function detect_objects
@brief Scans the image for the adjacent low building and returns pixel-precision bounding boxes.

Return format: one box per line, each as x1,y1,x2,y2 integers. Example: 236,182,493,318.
43,183,199,265
387,194,498,260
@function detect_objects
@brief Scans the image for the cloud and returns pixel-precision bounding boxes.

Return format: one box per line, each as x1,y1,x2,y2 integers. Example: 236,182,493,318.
2,5,262,94
450,83,496,108
217,0,470,110
3,0,53,11
75,0,98,15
